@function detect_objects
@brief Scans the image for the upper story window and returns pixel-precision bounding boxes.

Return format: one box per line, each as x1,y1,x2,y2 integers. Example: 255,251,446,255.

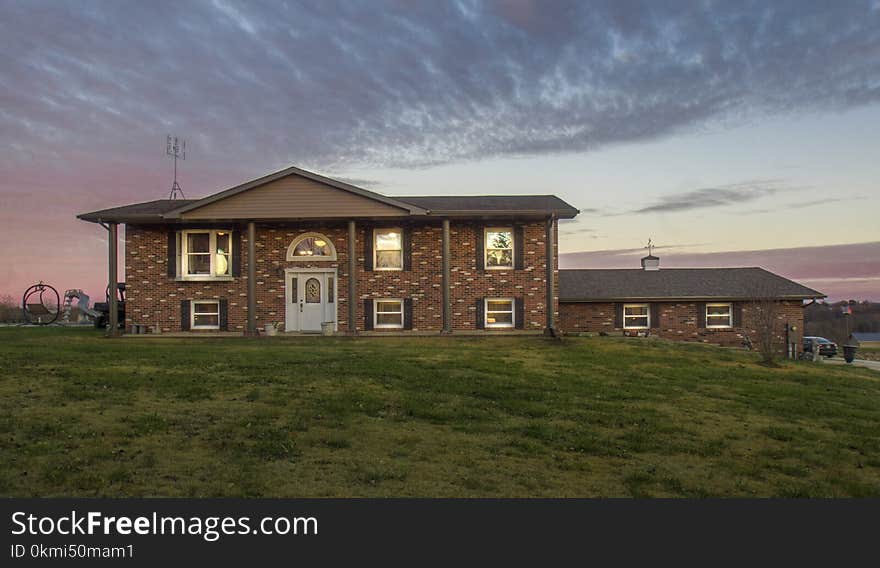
623,303,650,329
374,228,403,270
485,228,513,269
706,303,733,328
286,232,337,261
181,230,232,279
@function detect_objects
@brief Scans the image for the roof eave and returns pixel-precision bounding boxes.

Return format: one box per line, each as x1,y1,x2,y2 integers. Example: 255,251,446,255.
424,209,579,219
77,213,162,224
559,294,826,302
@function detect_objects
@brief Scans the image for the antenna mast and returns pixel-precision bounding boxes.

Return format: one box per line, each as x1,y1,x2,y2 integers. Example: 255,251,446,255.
166,135,186,199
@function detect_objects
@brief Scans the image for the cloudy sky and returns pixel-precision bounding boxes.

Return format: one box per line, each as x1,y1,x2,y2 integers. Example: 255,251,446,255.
1,0,878,301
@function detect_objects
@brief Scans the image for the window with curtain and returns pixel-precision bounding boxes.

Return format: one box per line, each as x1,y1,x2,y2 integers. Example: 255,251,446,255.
374,229,403,270
181,230,232,278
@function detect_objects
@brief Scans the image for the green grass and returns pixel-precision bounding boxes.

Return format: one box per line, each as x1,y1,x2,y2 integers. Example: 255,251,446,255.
1,327,879,497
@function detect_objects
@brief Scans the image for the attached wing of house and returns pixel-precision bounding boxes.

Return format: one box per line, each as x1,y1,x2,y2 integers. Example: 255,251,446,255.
558,257,824,348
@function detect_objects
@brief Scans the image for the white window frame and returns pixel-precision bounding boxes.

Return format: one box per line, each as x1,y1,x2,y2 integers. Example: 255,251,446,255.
374,299,404,329
485,297,515,329
191,300,220,330
180,230,233,281
484,227,514,270
705,302,733,329
623,303,650,330
373,228,403,271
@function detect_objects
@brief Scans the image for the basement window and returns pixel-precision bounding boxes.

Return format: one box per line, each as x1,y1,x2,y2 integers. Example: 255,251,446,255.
623,304,650,329
706,303,733,328
375,299,404,329
191,300,220,330
485,298,514,329
181,230,232,279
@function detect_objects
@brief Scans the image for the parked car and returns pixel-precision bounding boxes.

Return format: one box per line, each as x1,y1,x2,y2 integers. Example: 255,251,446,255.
803,336,838,358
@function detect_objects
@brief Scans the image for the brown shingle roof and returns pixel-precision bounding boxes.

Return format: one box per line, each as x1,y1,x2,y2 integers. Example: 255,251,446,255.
394,195,579,218
559,268,824,301
77,199,198,223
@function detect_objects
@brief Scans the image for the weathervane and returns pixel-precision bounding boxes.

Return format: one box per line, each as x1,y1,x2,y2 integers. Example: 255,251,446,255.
645,238,654,256
166,135,186,199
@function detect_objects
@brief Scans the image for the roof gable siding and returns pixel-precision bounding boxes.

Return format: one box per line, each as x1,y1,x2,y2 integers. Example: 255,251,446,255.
180,173,408,220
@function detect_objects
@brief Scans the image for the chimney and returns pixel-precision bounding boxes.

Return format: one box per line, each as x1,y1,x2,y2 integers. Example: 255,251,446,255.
641,254,660,271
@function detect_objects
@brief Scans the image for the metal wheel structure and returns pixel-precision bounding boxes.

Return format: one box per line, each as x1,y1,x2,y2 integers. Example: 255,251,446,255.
21,282,60,325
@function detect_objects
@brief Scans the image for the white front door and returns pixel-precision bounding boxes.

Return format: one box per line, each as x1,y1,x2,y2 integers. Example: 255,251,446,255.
301,276,323,331
286,270,336,332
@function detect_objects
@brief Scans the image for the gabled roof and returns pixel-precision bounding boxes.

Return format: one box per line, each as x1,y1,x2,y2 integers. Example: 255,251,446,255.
164,165,425,218
78,165,578,223
559,267,825,302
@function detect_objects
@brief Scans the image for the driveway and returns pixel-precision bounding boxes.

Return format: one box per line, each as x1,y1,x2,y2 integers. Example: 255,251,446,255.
822,357,880,372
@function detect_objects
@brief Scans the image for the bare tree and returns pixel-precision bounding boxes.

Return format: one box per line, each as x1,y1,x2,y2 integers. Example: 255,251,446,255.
0,293,25,324
742,281,786,365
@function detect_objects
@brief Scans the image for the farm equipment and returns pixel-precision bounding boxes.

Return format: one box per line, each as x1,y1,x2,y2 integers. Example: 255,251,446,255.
93,283,126,329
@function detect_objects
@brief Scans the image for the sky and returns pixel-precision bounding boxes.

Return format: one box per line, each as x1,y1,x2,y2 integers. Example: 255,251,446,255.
1,0,878,302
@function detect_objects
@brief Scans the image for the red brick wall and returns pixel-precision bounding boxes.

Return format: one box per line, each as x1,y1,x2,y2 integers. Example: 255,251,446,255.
123,220,557,333
559,300,805,351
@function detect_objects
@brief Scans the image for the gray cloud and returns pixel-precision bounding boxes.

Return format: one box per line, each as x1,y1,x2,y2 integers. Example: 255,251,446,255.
332,177,383,188
2,0,880,179
559,226,597,237
632,179,791,214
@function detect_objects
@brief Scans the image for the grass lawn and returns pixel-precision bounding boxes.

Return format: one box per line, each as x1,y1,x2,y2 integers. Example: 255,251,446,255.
859,346,880,362
1,328,879,497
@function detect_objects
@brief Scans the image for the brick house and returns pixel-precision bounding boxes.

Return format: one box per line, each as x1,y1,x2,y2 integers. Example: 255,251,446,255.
78,165,824,347
558,254,824,351
78,166,578,335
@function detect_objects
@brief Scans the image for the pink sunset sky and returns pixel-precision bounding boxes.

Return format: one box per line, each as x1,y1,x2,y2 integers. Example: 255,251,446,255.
1,1,878,303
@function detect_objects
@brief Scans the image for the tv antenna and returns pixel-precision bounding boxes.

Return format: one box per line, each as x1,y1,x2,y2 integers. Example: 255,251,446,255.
166,135,186,199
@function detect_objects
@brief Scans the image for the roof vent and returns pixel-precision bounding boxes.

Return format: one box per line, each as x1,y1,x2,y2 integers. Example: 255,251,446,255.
641,238,660,270
641,255,660,271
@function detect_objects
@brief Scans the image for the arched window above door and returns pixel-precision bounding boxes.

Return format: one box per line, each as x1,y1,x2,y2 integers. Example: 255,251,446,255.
286,232,337,261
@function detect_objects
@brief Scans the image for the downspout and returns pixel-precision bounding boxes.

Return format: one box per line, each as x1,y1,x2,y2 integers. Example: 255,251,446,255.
107,222,120,337
441,218,451,334
246,221,256,335
348,220,357,335
544,214,557,336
